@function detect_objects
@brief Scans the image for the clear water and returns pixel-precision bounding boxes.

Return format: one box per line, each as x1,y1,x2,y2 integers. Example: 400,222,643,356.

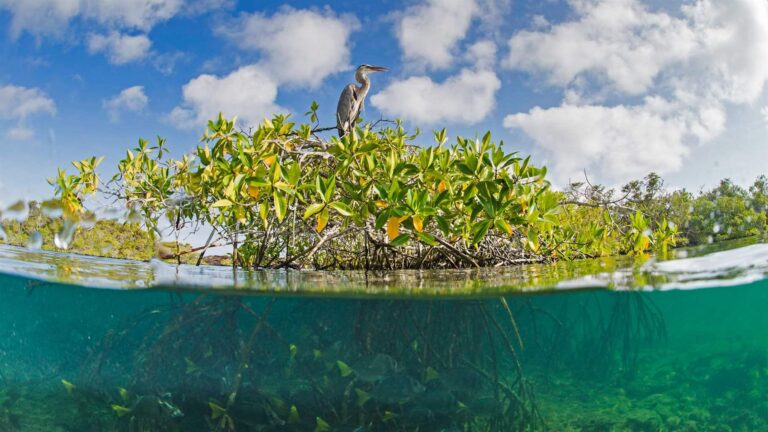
1,241,768,431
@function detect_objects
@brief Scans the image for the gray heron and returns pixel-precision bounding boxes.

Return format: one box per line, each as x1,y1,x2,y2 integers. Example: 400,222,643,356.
336,64,387,137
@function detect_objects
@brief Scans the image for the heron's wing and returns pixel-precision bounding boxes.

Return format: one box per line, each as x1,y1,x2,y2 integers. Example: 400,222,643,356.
336,84,360,136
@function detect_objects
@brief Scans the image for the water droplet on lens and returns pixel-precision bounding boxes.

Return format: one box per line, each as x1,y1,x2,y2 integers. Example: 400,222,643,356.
126,209,143,224
26,232,43,250
5,200,28,221
80,212,97,228
54,220,77,249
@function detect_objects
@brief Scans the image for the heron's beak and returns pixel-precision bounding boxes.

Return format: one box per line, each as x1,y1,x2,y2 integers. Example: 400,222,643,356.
368,66,388,72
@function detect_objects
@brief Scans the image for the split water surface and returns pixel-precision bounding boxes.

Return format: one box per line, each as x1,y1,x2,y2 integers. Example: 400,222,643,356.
1,241,768,431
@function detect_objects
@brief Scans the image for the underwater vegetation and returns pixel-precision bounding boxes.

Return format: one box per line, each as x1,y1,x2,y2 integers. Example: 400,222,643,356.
2,266,768,430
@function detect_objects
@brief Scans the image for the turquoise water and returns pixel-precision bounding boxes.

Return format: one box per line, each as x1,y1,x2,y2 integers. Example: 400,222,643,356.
2,243,768,430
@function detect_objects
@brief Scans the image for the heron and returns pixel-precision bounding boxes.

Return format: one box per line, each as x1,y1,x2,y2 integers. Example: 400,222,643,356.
336,64,388,137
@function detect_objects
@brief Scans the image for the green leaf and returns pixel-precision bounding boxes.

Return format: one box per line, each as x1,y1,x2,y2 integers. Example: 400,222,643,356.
329,201,353,217
389,233,410,247
304,203,325,220
471,219,491,245
273,191,287,221
212,199,233,208
494,219,514,236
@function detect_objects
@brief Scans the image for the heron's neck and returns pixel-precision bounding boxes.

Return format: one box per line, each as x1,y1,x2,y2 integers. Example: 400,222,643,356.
356,71,371,98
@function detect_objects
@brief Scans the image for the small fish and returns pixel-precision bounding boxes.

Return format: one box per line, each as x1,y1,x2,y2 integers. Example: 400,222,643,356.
355,388,371,407
209,401,227,420
425,366,440,382
112,404,131,417
315,416,331,432
118,387,130,402
185,357,200,375
337,360,353,377
370,374,425,405
288,405,300,424
353,353,398,382
61,379,76,395
382,410,398,422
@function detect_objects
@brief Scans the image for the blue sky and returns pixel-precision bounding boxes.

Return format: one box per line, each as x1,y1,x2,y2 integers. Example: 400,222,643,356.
1,0,768,208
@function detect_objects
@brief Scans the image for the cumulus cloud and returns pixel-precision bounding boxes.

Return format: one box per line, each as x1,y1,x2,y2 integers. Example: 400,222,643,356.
169,66,286,129
170,6,355,130
218,7,358,88
0,0,226,66
394,0,510,70
371,68,500,125
396,0,478,70
503,0,768,184
103,85,148,121
87,32,151,64
0,84,56,140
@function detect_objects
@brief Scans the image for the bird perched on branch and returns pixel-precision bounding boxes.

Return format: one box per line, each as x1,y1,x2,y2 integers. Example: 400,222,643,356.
336,64,387,137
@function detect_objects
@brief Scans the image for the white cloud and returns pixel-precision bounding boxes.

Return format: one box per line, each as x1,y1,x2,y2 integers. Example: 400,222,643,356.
6,126,35,141
465,40,497,69
84,0,182,31
0,85,56,120
504,99,709,182
169,65,286,129
0,84,56,140
0,0,184,37
218,7,358,88
396,0,478,70
103,85,148,121
87,31,151,64
503,0,768,184
371,68,500,125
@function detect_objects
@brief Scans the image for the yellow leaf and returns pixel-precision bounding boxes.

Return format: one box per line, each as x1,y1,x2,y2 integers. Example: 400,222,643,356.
438,179,447,192
387,216,407,241
247,185,260,199
316,208,329,233
413,216,424,233
264,155,276,167
375,200,388,209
